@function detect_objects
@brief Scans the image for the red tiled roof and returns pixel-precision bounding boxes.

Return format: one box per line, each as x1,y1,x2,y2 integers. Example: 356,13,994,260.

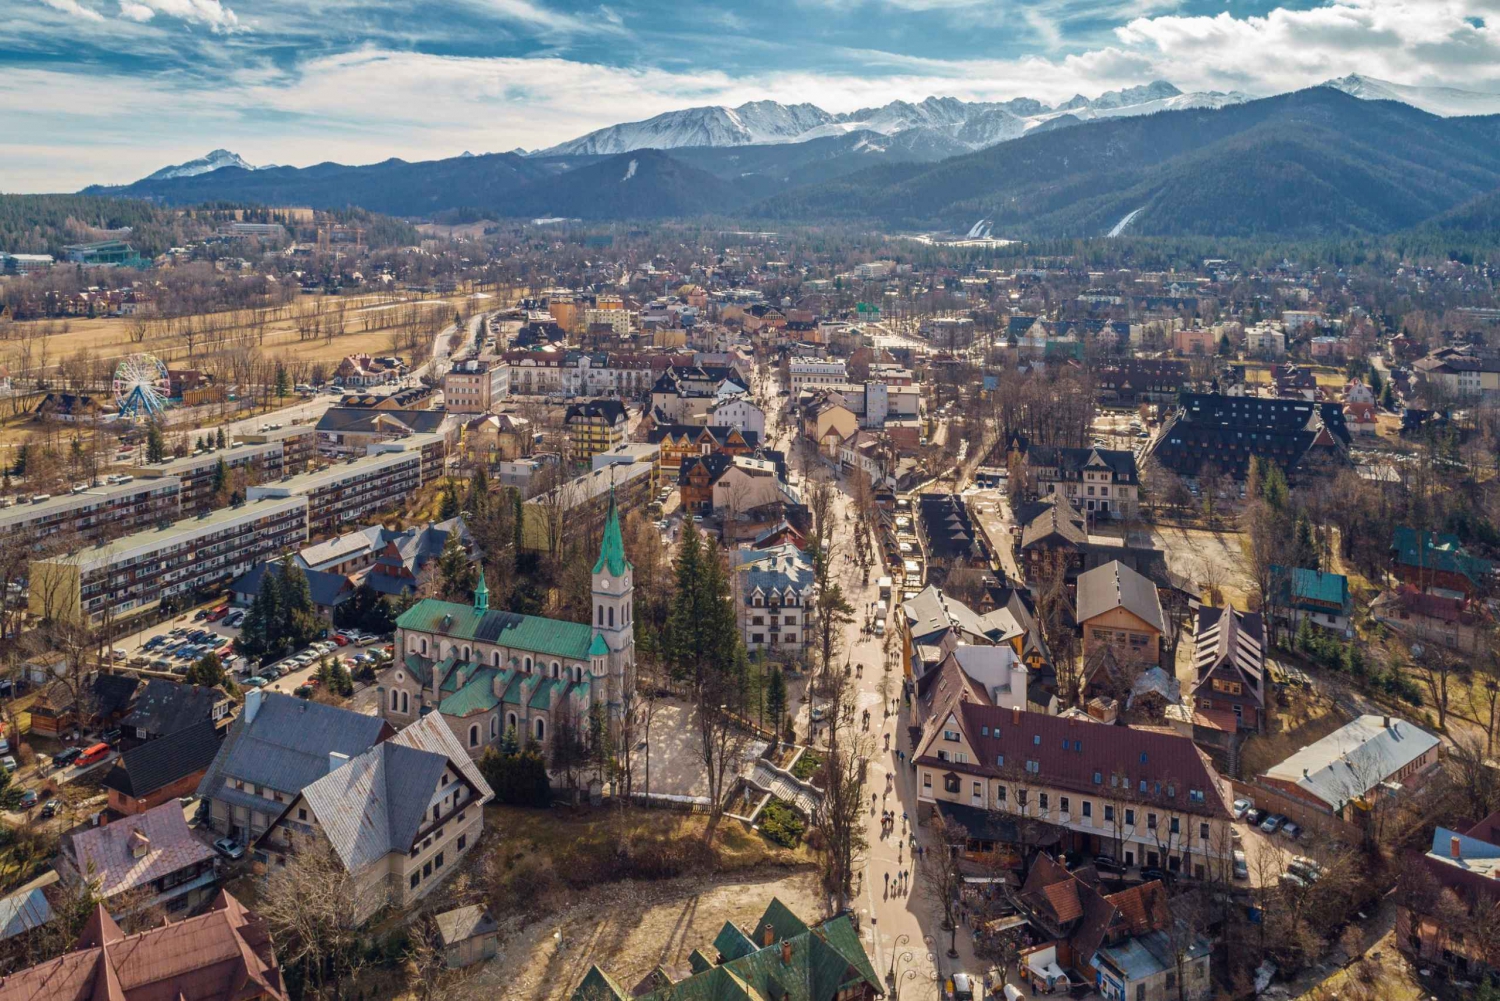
1042,881,1083,923
918,705,1232,818
0,891,285,1001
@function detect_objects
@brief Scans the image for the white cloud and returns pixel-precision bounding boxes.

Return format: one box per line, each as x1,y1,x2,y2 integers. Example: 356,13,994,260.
37,0,104,21
6,0,1500,192
125,0,238,29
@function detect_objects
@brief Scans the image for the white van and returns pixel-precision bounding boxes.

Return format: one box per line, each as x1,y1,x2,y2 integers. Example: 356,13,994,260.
874,618,886,637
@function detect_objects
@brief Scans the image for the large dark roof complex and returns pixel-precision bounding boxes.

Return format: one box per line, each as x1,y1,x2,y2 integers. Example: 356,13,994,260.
1148,392,1349,479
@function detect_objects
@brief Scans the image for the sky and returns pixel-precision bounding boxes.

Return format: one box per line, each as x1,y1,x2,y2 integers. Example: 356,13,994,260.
2,0,1500,191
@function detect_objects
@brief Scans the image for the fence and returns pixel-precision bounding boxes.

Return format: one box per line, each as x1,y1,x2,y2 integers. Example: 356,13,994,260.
1228,778,1364,845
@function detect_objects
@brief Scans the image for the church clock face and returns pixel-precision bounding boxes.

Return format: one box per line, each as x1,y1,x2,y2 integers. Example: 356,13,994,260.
600,579,610,589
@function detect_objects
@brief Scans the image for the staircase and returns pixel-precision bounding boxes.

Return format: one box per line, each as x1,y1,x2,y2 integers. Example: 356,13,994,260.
749,756,823,818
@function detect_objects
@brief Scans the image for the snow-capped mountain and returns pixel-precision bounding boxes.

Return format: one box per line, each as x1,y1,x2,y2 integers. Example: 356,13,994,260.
140,149,268,182
534,82,1252,158
540,103,836,156
1320,74,1500,118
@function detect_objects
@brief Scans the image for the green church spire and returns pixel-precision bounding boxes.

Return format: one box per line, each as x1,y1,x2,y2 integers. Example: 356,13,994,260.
473,565,489,612
593,485,630,577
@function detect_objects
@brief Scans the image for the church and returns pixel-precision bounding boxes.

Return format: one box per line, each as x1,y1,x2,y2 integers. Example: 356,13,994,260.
382,492,635,757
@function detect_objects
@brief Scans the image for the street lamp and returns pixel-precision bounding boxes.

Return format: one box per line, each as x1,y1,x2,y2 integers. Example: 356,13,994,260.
887,933,910,984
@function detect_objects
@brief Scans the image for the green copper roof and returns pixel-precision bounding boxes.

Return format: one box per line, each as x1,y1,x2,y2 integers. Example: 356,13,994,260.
593,489,631,578
713,921,757,963
589,634,611,657
397,598,595,661
474,567,489,611
573,901,880,1001
439,667,500,716
689,949,716,975
575,966,628,1001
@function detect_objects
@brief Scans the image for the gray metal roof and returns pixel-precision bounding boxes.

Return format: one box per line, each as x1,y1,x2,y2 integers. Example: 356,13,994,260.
197,691,390,800
1076,560,1164,634
392,711,494,807
300,742,448,873
1263,714,1439,812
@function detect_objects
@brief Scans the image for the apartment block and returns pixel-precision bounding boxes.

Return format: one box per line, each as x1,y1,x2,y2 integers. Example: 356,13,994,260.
127,427,317,515
0,476,182,548
442,360,510,414
29,496,310,624
248,441,430,537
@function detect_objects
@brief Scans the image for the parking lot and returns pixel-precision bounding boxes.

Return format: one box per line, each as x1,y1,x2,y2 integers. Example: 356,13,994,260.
120,603,392,697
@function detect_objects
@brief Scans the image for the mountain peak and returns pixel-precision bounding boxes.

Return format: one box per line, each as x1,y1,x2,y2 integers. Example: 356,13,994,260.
140,149,264,183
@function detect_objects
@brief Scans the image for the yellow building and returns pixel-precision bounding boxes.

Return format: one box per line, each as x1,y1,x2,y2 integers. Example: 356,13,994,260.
565,399,628,464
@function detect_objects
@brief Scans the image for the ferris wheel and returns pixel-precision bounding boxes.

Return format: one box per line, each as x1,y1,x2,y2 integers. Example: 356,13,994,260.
113,353,171,419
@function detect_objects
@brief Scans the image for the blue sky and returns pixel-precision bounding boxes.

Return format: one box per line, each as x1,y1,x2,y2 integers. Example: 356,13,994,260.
2,0,1498,191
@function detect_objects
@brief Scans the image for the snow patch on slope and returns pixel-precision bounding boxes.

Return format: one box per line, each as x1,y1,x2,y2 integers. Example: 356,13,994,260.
1320,74,1500,117
621,158,638,181
1108,207,1145,237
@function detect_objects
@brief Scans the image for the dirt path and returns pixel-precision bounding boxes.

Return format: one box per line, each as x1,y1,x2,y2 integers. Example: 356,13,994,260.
464,868,822,1001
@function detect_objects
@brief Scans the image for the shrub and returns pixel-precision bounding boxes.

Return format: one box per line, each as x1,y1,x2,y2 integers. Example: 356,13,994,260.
791,751,822,781
759,800,805,848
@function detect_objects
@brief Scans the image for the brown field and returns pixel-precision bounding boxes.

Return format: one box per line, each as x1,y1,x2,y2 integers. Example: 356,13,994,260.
0,290,490,372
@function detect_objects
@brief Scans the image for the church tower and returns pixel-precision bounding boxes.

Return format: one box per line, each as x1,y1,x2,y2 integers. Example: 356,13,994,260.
591,488,634,715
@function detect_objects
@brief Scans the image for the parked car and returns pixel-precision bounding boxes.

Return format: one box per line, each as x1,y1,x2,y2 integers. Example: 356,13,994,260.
1232,850,1249,880
1280,821,1303,840
1259,813,1286,835
332,634,349,646
1093,855,1126,875
1140,868,1167,883
1279,872,1309,890
212,837,245,860
18,790,36,809
100,728,121,745
1287,859,1320,883
1,756,17,773
242,676,269,688
1231,798,1252,820
52,747,81,768
76,743,111,767
40,799,58,818
1246,808,1267,827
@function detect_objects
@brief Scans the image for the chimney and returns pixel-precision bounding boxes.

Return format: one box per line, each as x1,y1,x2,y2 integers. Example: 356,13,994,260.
1452,836,1462,859
1012,706,1021,725
328,751,350,774
763,923,774,947
1384,715,1391,729
1303,768,1309,778
244,688,264,725
780,940,792,965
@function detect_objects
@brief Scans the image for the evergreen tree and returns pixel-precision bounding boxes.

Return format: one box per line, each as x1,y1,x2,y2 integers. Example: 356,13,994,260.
145,422,166,463
436,532,476,601
1368,369,1382,397
766,667,788,738
1294,513,1318,570
216,427,227,449
273,363,289,401
212,457,228,496
277,559,319,652
1380,382,1396,410
236,571,282,664
468,466,491,521
498,724,520,756
439,481,460,520
186,652,228,688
